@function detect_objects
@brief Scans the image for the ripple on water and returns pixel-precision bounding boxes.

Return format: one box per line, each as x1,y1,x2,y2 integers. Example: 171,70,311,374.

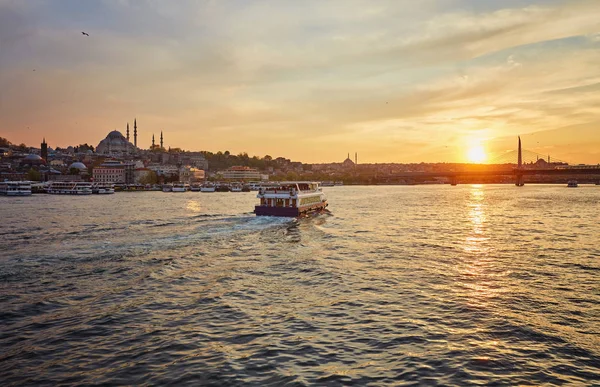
0,187,599,385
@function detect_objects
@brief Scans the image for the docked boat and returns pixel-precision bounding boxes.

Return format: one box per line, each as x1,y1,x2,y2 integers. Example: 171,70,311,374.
334,181,344,186
46,181,92,195
247,182,262,191
172,182,187,192
0,181,32,196
92,183,115,194
200,183,216,192
230,183,243,192
321,181,335,187
190,183,202,192
567,180,578,188
162,184,173,192
255,181,327,217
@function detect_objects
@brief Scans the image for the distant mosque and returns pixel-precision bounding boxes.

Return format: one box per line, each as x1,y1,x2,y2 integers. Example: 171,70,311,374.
96,119,166,155
343,152,358,167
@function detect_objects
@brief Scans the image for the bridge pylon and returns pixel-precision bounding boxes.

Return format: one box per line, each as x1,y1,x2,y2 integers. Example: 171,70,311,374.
515,136,524,187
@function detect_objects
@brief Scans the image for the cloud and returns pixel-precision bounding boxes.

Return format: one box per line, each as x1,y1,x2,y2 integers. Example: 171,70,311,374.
1,0,600,163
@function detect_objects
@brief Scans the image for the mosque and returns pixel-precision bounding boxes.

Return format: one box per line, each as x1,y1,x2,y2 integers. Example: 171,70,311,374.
96,119,145,155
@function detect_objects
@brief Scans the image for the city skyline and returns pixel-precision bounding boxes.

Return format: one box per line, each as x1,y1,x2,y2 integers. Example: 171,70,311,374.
1,0,600,164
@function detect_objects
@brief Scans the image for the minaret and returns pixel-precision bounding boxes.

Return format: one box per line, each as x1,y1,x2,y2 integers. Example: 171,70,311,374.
126,123,130,141
134,118,138,148
41,138,48,162
152,134,155,148
355,152,357,164
160,131,163,149
347,152,350,160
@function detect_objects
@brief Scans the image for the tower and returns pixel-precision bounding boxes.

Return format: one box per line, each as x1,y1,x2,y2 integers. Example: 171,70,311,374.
41,138,48,162
134,118,138,148
160,131,163,149
355,152,357,164
152,134,155,148
126,123,130,141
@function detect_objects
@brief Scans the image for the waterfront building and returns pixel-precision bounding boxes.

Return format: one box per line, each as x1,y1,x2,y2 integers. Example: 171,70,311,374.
96,130,137,156
92,160,135,184
222,166,261,180
179,166,205,183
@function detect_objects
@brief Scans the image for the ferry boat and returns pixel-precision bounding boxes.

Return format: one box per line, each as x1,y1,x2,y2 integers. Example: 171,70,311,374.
0,181,32,196
230,183,243,192
92,183,115,194
567,180,578,188
321,181,335,187
255,181,327,217
172,182,187,192
46,181,92,195
162,184,173,192
248,182,262,191
334,181,344,186
190,183,202,192
200,183,216,192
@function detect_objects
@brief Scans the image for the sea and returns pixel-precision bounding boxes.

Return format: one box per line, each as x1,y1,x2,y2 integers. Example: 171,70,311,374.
0,185,599,386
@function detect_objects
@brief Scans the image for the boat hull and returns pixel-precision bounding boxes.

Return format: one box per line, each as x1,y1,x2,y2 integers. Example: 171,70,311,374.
255,202,327,217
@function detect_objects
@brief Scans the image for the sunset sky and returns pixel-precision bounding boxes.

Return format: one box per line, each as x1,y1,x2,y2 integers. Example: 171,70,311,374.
1,0,599,163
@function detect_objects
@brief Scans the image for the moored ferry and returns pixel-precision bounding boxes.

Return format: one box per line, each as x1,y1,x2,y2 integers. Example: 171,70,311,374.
200,183,216,192
255,181,327,217
163,184,173,192
0,181,32,196
190,183,202,192
92,183,115,194
46,181,92,195
172,182,187,192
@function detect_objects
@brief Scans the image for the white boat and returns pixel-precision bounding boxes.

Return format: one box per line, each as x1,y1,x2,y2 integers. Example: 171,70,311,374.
230,183,243,192
46,181,92,195
321,181,335,187
162,184,173,192
567,180,578,188
247,182,262,191
255,181,327,217
200,183,216,192
190,183,202,192
92,183,115,194
0,181,32,196
334,181,344,186
172,182,187,192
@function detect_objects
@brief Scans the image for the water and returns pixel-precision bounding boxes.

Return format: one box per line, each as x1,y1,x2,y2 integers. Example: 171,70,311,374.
1,185,599,386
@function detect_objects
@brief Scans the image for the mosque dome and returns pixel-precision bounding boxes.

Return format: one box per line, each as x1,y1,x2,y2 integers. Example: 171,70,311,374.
69,162,87,171
96,129,136,155
21,154,45,165
24,154,43,161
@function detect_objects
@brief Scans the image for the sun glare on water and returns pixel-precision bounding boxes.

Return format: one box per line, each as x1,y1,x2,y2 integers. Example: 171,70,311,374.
467,145,487,163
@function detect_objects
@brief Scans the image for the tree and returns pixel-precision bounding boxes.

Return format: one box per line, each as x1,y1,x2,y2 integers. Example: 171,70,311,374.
27,168,41,181
69,167,80,175
0,137,11,147
139,171,158,185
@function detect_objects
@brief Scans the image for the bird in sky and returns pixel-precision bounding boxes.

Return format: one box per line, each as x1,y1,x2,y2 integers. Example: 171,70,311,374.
81,31,89,36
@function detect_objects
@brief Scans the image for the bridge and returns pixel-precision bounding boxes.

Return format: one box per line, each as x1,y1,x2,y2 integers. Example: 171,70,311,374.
387,137,600,186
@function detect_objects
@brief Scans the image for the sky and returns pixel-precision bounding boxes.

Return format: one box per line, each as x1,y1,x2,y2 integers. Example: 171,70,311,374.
1,0,599,164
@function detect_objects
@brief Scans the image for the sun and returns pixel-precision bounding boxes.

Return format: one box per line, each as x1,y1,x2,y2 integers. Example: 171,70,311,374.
467,145,487,163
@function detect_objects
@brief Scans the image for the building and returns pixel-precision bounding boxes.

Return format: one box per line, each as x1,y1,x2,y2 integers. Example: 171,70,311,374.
93,160,135,184
41,139,48,161
221,166,261,180
96,130,137,156
179,166,205,183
